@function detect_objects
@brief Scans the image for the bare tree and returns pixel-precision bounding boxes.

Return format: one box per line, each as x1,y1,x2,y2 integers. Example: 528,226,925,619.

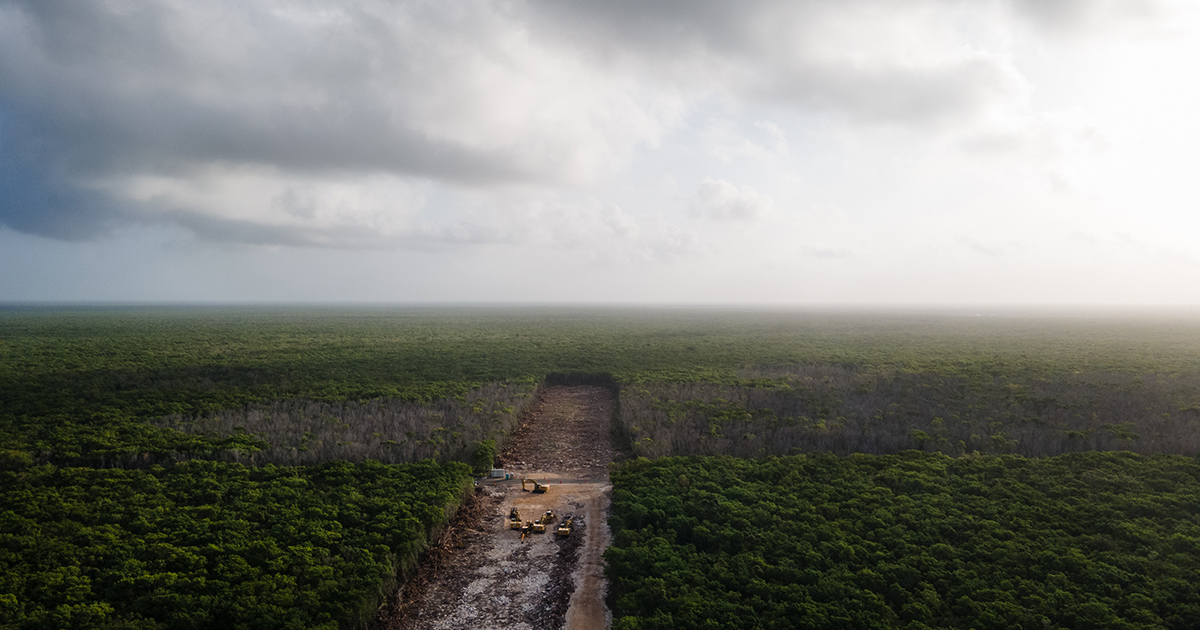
158,381,537,466
616,366,1200,459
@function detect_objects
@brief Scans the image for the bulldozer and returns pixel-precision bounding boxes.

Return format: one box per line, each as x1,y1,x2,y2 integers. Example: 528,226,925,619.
556,516,574,537
521,478,549,493
508,507,523,530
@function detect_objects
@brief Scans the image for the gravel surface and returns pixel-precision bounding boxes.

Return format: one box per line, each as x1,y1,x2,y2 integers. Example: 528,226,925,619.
378,385,614,630
384,486,585,630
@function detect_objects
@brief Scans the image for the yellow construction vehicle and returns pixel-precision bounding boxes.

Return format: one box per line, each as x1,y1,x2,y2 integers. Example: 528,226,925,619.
521,478,549,493
520,520,535,540
508,507,523,530
556,516,574,537
532,510,556,533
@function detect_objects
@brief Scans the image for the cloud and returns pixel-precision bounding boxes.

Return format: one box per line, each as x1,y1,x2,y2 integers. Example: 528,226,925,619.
802,245,855,259
0,0,682,240
1010,0,1177,37
754,120,789,156
700,119,788,164
0,0,680,181
958,236,1007,257
415,194,699,262
101,166,430,248
0,142,125,239
960,110,1107,160
1112,232,1200,268
688,178,773,222
0,0,1175,247
1066,230,1097,246
517,199,702,262
530,0,1030,126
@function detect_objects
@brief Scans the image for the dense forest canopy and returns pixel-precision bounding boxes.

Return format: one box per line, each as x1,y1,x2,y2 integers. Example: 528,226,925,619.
606,453,1200,630
618,368,1200,459
4,306,1200,629
4,305,1200,462
1,459,473,630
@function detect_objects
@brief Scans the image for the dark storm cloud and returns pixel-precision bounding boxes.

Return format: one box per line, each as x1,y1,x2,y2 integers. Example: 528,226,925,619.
0,0,598,238
0,130,123,239
529,0,1026,125
0,0,1164,244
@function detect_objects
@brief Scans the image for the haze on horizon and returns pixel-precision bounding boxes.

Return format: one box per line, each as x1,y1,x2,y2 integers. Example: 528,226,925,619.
2,0,1198,306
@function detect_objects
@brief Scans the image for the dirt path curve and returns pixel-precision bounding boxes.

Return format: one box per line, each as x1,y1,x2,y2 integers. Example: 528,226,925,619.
379,385,615,630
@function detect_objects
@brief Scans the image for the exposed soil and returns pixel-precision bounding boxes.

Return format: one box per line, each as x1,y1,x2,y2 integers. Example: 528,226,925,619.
379,385,615,630
564,488,612,630
498,385,615,480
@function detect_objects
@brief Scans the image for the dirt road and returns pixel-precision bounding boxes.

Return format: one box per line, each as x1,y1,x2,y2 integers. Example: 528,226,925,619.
380,385,615,630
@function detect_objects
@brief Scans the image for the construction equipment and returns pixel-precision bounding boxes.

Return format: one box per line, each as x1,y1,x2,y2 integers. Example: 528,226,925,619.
521,478,549,493
532,510,556,533
520,520,535,541
556,516,574,537
508,507,523,530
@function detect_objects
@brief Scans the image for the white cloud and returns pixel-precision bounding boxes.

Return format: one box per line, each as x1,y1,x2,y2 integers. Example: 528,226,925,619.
960,109,1107,160
3,0,1199,307
1,0,1136,247
958,236,1008,257
754,120,789,156
688,178,773,222
802,245,855,259
0,0,685,240
1010,0,1179,37
699,119,788,164
401,193,703,263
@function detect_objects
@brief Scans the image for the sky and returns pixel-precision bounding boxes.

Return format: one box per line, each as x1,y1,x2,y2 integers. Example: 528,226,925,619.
1,0,1198,305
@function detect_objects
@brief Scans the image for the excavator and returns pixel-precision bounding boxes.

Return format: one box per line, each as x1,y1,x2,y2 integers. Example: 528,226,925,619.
556,516,574,537
521,478,549,493
531,510,556,533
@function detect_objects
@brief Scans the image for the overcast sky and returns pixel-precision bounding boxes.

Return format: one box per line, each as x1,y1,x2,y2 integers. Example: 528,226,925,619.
2,0,1198,305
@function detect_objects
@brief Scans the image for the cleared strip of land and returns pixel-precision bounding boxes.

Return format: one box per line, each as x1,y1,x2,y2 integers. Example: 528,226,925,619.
381,385,615,630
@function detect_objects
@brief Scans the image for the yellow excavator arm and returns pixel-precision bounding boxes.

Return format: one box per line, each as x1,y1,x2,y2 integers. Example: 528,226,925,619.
520,478,550,493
